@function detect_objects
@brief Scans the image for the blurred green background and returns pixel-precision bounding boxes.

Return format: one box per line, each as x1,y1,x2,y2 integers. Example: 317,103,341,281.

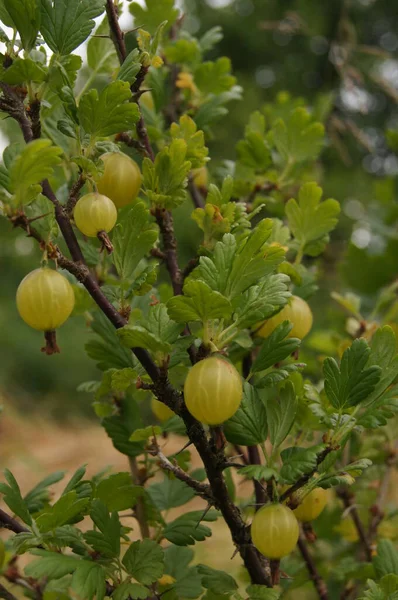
1,0,397,416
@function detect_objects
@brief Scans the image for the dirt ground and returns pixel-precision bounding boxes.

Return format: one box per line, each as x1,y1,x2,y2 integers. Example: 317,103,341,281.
0,400,247,577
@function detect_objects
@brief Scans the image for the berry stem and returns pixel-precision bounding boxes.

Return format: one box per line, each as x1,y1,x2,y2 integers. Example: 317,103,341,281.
41,330,60,355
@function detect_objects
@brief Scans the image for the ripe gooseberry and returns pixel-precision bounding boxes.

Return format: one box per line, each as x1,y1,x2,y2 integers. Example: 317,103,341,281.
293,488,328,522
251,504,299,559
151,397,174,422
257,295,313,340
74,192,117,237
192,166,208,188
184,356,243,425
16,268,75,331
97,152,142,208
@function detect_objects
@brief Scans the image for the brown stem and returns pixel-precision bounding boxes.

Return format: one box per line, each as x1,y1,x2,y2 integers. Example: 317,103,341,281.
115,132,147,157
0,583,18,600
136,113,155,161
248,446,267,509
280,445,337,505
66,173,86,216
337,488,373,562
270,560,280,586
105,0,126,63
128,457,150,539
41,330,60,355
0,508,29,534
188,176,205,209
149,441,214,502
297,534,329,600
154,208,183,296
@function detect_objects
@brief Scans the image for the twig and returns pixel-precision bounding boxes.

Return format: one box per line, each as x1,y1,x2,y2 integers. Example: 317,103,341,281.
248,446,267,509
0,583,18,600
297,534,329,600
368,443,397,543
149,440,214,502
0,509,29,534
128,457,150,539
66,173,86,215
105,0,126,63
154,208,183,296
115,132,147,157
187,176,205,209
337,488,373,562
280,446,337,505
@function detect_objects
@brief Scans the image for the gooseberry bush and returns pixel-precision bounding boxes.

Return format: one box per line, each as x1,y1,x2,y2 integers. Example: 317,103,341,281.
0,1,398,599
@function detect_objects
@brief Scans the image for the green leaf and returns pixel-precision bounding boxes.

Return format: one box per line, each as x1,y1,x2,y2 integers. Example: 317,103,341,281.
164,37,201,65
117,303,183,355
380,574,398,595
373,540,398,578
24,471,65,513
129,0,179,34
112,582,150,600
163,545,203,599
2,58,47,84
285,182,340,254
234,274,290,329
40,0,105,55
87,16,118,76
148,475,195,511
113,202,158,281
364,326,398,406
272,107,324,163
199,26,223,53
197,565,238,594
238,465,278,482
224,383,268,446
36,491,89,532
102,394,145,458
251,321,300,373
95,472,144,512
246,585,281,599
163,511,216,546
280,445,326,484
86,312,134,371
26,550,80,579
130,425,162,442
167,280,233,323
83,500,120,558
236,112,271,171
317,458,372,488
9,139,62,205
122,539,164,585
117,49,141,84
194,57,236,95
71,560,106,600
170,115,208,169
25,194,59,242
0,469,32,525
4,0,40,50
142,139,191,209
78,81,139,139
323,339,382,410
266,381,297,448
191,221,285,300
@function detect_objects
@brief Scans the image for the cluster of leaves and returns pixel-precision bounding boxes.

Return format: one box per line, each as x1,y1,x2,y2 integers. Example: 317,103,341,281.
0,1,398,599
